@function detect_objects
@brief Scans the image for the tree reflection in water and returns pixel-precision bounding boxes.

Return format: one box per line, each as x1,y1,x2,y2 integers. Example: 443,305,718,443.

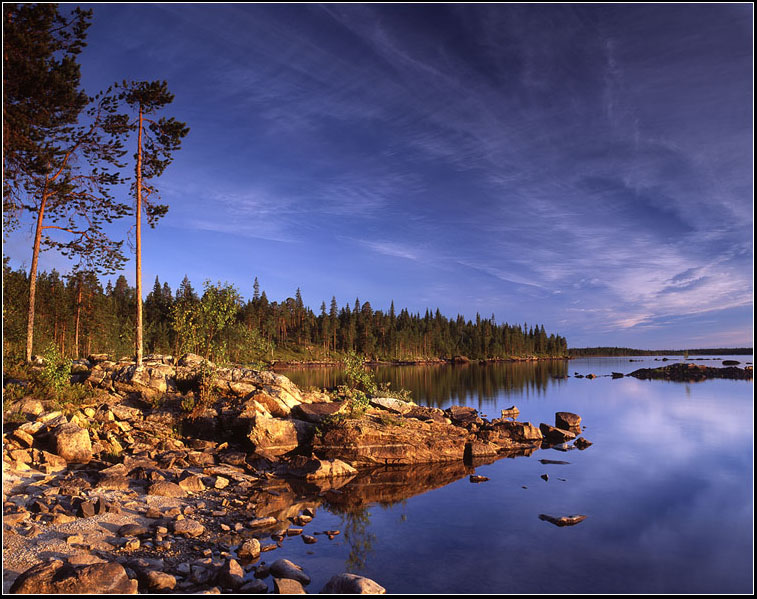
278,361,570,409
329,504,376,571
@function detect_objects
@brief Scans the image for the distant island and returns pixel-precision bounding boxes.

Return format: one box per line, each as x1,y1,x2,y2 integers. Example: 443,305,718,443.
569,347,753,357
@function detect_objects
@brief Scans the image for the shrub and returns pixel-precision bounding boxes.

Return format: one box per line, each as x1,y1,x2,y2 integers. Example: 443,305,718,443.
34,343,71,395
343,351,377,395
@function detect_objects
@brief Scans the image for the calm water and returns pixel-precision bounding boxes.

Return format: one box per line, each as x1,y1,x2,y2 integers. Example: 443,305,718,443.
261,357,753,594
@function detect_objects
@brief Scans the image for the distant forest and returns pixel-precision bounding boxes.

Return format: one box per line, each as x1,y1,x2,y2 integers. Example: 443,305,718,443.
2,263,569,364
569,347,753,357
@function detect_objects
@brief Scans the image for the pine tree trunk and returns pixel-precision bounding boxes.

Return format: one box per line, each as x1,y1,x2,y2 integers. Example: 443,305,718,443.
26,192,48,362
135,104,144,367
75,279,82,358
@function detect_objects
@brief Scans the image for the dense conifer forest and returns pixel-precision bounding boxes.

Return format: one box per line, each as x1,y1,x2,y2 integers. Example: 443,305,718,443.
2,263,569,365
568,347,752,357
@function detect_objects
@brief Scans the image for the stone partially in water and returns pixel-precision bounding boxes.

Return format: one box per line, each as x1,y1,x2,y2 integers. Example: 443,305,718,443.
269,559,310,585
321,573,387,594
539,423,576,443
539,514,587,527
555,412,581,431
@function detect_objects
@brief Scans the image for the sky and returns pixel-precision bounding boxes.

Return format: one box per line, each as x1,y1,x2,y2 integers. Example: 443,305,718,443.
3,3,754,349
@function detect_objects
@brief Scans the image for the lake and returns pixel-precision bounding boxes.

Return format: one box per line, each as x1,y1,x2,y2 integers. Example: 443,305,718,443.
267,357,753,594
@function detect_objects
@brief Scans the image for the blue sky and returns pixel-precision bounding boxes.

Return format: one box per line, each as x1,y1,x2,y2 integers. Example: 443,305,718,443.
4,4,753,348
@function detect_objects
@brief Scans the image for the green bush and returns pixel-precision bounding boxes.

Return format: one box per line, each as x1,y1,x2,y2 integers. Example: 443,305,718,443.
34,343,71,394
343,351,377,395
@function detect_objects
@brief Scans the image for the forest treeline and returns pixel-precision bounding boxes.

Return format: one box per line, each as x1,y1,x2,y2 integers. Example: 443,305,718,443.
569,347,753,357
2,264,569,365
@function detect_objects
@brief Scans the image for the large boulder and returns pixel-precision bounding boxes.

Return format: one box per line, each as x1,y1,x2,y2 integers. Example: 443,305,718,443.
321,573,386,594
10,560,138,594
111,363,177,399
248,413,314,457
313,417,468,466
53,423,92,464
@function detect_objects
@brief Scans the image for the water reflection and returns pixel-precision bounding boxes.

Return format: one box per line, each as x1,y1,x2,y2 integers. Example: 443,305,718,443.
279,360,570,408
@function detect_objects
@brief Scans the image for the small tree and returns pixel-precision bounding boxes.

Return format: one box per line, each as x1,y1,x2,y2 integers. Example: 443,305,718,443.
119,80,189,366
172,281,248,363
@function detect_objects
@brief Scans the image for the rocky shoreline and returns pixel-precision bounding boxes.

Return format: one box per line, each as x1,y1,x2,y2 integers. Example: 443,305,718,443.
3,352,591,594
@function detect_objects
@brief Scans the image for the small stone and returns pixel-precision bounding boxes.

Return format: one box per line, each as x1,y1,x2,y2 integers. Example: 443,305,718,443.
302,535,317,544
178,475,205,493
146,570,176,591
469,475,489,483
214,476,230,489
286,527,303,536
123,538,140,551
541,474,549,482
51,514,77,525
238,538,261,560
172,519,205,538
66,534,84,545
539,513,588,527
248,516,277,528
118,524,148,537
147,481,187,498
